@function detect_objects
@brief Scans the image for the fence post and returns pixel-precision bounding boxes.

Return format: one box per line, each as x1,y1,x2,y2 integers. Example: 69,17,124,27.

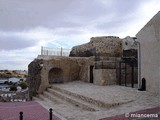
47,50,48,56
125,63,127,86
49,108,52,120
41,46,43,55
131,61,134,88
19,112,23,120
61,47,62,56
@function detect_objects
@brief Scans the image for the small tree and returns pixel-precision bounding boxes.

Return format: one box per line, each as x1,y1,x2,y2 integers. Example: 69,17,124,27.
6,72,11,75
19,82,28,89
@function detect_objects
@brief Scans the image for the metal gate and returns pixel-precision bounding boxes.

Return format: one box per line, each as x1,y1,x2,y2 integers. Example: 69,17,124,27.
118,58,138,88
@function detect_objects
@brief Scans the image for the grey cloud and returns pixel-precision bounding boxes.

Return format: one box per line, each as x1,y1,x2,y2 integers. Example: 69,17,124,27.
0,34,37,50
0,0,159,70
0,60,22,66
110,0,140,15
0,0,148,31
0,0,70,30
95,17,131,33
0,59,29,70
0,0,155,40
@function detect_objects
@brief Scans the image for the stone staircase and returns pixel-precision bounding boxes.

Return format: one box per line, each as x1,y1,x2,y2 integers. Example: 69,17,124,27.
34,85,129,112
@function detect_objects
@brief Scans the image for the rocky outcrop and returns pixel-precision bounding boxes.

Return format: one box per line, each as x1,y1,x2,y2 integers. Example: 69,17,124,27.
26,59,43,98
70,36,122,57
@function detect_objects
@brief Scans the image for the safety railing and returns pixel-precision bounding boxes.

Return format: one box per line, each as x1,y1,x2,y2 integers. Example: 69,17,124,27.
95,61,117,69
0,90,29,102
41,46,71,56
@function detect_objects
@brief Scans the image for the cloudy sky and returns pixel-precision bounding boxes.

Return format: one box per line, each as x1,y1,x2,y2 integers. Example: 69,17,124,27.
0,0,159,70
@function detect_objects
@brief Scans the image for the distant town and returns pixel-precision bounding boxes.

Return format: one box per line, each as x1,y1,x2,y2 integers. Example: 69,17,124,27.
0,70,28,102
0,70,27,78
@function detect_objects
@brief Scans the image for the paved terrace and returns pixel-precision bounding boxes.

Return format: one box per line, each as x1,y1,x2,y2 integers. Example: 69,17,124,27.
0,101,60,120
1,81,159,120
42,81,159,120
53,81,159,108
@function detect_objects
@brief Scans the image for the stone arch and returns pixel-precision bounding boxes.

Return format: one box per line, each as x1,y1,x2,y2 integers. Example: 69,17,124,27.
48,68,63,84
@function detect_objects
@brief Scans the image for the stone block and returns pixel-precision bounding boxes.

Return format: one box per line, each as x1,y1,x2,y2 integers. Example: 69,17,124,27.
93,69,116,85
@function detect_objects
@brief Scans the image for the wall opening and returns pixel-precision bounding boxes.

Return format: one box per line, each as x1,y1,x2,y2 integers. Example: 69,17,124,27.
48,68,63,84
90,65,94,83
118,59,138,88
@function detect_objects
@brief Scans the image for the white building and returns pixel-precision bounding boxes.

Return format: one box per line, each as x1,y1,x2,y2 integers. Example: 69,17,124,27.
0,79,8,84
0,85,10,91
8,77,20,83
136,11,160,95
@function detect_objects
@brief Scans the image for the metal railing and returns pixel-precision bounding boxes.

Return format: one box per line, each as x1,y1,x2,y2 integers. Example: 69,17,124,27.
41,46,71,56
95,61,117,69
0,90,29,102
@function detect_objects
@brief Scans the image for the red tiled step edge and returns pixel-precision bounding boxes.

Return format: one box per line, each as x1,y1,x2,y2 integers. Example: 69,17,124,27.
0,101,60,120
100,106,160,120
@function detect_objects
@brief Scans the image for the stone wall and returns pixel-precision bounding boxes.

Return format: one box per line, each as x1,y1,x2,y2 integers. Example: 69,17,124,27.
78,57,95,82
93,69,116,85
69,36,138,86
28,35,139,96
36,56,95,93
26,59,43,97
70,36,122,57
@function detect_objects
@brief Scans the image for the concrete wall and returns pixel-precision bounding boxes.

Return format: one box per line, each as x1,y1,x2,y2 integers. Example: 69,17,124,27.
136,11,160,95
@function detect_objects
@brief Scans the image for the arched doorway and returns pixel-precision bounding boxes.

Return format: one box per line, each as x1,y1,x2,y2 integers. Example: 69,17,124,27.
48,68,63,84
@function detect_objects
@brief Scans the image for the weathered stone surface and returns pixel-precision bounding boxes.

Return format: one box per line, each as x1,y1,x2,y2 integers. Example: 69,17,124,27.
70,36,122,57
26,59,43,97
36,56,95,93
78,57,95,82
28,36,138,96
93,69,116,85
122,36,137,50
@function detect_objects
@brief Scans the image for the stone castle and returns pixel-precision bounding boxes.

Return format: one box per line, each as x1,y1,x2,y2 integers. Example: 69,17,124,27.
27,36,138,97
26,11,159,119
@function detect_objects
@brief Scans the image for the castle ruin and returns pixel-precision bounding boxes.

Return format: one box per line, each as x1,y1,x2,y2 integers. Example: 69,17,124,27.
27,36,138,96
